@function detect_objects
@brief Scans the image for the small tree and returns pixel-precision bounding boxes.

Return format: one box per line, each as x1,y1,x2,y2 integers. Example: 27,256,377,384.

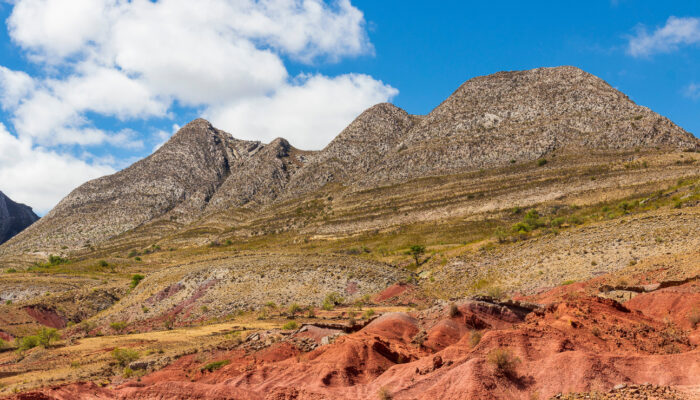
110,321,128,333
408,245,426,267
36,327,60,348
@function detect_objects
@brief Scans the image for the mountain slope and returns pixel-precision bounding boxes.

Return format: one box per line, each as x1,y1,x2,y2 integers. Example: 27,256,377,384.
361,66,699,185
1,66,698,259
0,191,38,245
0,119,262,254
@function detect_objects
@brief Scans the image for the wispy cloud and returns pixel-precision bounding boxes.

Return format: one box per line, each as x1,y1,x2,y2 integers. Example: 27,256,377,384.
627,16,700,57
685,83,700,100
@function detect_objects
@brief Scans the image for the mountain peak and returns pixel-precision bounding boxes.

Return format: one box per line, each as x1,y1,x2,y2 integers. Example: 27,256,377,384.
0,191,39,245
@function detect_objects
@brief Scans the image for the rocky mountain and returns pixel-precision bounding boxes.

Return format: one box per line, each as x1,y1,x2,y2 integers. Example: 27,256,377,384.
0,192,38,245
0,66,698,256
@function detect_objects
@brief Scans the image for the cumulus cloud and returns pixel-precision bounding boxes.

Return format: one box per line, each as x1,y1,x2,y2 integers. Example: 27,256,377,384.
0,124,115,214
0,0,395,212
627,16,700,57
207,73,397,150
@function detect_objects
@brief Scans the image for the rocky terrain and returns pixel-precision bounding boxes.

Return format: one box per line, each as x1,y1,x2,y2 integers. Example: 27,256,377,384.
0,191,38,245
0,66,699,399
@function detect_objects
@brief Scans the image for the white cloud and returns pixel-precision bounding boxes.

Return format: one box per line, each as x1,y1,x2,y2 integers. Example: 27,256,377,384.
685,83,700,100
0,0,394,212
206,73,397,150
0,124,115,214
627,16,700,57
0,66,35,110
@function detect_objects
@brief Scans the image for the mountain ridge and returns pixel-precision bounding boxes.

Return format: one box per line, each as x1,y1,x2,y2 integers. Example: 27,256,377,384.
1,65,698,258
0,191,39,245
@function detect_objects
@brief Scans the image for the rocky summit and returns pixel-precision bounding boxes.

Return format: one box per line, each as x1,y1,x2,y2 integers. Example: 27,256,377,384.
0,191,38,245
0,66,699,400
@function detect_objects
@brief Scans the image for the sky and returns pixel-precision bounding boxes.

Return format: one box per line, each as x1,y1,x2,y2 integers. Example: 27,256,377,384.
0,0,698,215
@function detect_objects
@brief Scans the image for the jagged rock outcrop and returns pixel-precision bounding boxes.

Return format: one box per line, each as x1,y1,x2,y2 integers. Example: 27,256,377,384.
0,191,38,245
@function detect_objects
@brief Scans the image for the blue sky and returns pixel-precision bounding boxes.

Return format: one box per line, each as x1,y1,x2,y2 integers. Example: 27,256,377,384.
0,0,698,214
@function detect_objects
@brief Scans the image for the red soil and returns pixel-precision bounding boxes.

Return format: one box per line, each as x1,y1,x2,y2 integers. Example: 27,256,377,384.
11,284,700,400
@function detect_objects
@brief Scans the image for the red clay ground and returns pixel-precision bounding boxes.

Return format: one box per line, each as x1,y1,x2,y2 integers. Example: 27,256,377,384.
8,280,700,400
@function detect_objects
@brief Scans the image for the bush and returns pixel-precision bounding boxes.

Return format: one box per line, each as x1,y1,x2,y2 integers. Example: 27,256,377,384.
288,303,302,317
377,387,393,400
322,292,345,310
537,158,547,166
111,347,140,367
201,359,230,373
407,245,426,266
47,255,68,266
550,217,565,228
130,274,145,288
122,367,134,378
689,307,700,328
448,303,460,318
36,327,60,347
16,335,39,352
282,321,298,330
98,260,109,268
110,321,127,333
487,348,521,376
469,330,482,347
363,309,376,319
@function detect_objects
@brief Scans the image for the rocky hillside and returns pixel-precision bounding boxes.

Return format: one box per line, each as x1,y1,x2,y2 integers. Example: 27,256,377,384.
1,66,698,257
0,191,38,245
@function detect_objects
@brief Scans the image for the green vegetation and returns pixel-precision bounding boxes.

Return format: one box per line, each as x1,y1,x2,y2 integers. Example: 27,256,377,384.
288,303,302,317
537,158,548,166
407,244,426,267
110,321,128,333
448,303,460,317
282,321,299,330
322,292,344,311
16,335,39,352
377,387,393,400
469,330,482,347
130,274,145,288
111,347,140,367
487,348,521,376
201,360,230,373
363,308,375,319
36,327,60,347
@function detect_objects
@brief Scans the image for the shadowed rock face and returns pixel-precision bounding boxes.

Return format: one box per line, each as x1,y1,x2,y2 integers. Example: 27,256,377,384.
0,192,39,245
1,66,698,255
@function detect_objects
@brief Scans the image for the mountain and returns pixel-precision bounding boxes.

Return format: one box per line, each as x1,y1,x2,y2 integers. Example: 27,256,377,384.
1,66,698,257
0,192,38,245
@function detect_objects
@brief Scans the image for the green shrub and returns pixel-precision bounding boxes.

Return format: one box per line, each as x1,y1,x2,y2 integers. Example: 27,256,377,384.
282,321,299,330
110,321,127,333
200,359,230,373
550,217,565,228
16,335,39,352
487,348,521,376
469,330,482,347
36,327,60,347
130,274,145,288
98,260,109,268
47,255,68,266
111,347,139,367
122,367,134,378
537,158,547,166
322,292,344,310
288,303,302,317
363,309,376,319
